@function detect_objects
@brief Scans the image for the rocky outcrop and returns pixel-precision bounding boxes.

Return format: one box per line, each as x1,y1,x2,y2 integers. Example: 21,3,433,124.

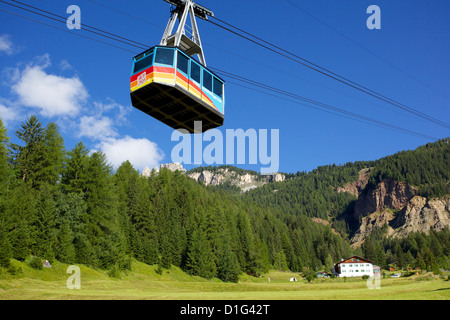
160,162,187,173
142,162,186,177
269,173,285,183
188,170,224,186
351,211,395,247
188,167,285,191
390,196,450,238
142,163,285,192
350,196,450,247
312,217,341,236
337,168,370,197
353,178,418,220
341,170,448,247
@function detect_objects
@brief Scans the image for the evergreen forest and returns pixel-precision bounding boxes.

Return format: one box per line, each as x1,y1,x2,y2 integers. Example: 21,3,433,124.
0,116,448,281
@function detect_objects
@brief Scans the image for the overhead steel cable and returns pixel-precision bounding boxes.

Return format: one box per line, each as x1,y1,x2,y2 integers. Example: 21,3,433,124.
207,15,450,130
284,0,450,101
2,0,148,50
0,0,441,140
212,68,438,140
86,0,163,30
0,8,139,54
74,0,417,121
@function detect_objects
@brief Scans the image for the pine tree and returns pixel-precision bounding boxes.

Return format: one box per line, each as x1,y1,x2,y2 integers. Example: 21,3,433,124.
0,118,12,192
40,122,65,185
217,237,240,283
61,142,90,194
0,119,12,268
416,252,426,270
186,228,217,279
54,191,87,264
10,115,45,187
56,219,76,264
33,183,57,260
77,151,124,269
0,224,12,268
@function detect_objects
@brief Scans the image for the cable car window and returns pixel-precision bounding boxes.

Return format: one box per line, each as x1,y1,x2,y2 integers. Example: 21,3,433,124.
135,53,145,61
155,48,174,66
190,62,201,83
203,70,212,92
177,51,189,74
133,54,153,74
213,77,223,98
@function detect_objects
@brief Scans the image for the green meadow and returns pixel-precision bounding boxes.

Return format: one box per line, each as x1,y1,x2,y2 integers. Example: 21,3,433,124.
0,259,449,300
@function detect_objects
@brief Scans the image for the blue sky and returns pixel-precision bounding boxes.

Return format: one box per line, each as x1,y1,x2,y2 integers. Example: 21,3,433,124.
0,0,449,174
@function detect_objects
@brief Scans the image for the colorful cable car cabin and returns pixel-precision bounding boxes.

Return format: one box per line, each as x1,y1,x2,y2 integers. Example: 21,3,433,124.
130,0,224,133
130,46,224,133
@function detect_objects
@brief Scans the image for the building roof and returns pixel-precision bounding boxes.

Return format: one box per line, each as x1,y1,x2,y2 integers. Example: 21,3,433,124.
335,255,375,266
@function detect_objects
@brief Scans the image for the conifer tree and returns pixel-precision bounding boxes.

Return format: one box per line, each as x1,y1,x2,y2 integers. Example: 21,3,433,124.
77,151,124,269
61,142,90,194
54,191,87,264
40,122,65,185
186,228,217,279
56,219,76,264
10,115,45,187
0,224,12,268
217,237,240,283
0,118,12,192
6,184,37,260
33,183,57,260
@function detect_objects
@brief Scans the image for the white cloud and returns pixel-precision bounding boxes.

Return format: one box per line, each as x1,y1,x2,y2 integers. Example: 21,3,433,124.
0,35,14,55
0,103,20,125
78,115,118,139
97,136,165,171
11,56,88,117
1,54,163,172
93,100,131,124
60,59,73,71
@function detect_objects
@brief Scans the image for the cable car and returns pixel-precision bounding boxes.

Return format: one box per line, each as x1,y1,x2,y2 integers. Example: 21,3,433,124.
130,0,224,133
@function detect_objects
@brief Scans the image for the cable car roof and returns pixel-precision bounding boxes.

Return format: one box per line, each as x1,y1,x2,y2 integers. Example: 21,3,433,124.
163,0,214,20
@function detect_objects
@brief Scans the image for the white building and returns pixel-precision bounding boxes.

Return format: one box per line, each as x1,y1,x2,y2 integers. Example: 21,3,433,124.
332,256,380,278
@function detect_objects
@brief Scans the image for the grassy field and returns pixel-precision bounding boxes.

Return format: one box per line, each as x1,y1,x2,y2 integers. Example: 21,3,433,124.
0,259,449,300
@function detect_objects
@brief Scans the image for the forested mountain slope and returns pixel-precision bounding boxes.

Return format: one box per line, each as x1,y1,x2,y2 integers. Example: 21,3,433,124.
0,116,352,280
244,139,449,234
0,116,448,279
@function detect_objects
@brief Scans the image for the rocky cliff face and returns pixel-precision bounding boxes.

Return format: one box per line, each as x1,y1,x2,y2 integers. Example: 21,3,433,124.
188,167,285,191
353,178,418,220
337,169,449,247
351,196,450,247
142,162,187,176
142,163,285,192
337,168,370,197
390,196,450,238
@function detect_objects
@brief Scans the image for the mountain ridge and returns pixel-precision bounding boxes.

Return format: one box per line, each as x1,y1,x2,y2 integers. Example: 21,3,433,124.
142,163,286,192
143,138,450,247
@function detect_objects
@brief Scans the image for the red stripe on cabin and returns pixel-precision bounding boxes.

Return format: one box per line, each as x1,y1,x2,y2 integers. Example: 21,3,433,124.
130,66,175,82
